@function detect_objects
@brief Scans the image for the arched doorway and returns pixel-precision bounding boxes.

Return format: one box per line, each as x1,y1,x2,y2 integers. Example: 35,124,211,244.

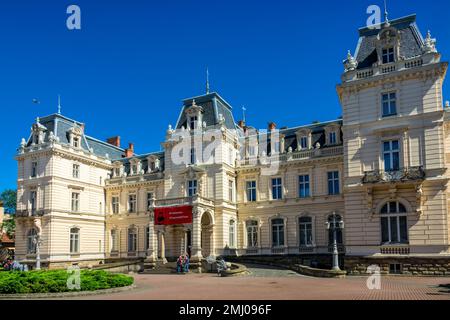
201,211,214,257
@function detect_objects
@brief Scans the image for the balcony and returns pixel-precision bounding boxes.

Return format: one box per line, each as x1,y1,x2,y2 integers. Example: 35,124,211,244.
154,195,214,208
362,166,425,184
15,209,44,218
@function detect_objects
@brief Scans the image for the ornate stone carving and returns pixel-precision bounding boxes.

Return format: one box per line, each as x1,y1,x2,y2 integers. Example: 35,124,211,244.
422,30,437,54
344,50,358,72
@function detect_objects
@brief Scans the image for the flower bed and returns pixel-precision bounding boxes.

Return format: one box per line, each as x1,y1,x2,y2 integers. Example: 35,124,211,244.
0,269,134,294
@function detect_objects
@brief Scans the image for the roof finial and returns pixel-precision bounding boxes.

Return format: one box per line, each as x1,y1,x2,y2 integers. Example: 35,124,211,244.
57,94,62,114
242,106,247,123
384,0,389,24
206,67,210,94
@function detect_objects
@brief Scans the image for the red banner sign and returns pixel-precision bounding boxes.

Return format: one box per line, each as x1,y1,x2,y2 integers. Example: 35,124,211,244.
154,205,193,225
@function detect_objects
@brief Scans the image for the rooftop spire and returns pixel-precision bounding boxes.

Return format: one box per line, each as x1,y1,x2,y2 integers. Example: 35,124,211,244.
57,94,61,114
242,106,246,123
384,0,389,24
206,67,210,94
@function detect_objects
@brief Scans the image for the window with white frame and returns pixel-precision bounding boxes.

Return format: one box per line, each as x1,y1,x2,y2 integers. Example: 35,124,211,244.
229,220,236,248
128,194,137,213
329,131,337,145
380,201,408,244
299,217,313,246
228,180,234,202
110,229,118,252
71,192,80,212
271,178,283,200
272,218,285,247
111,196,119,214
73,164,80,179
188,180,197,197
131,163,138,175
246,220,258,247
70,228,80,254
382,92,397,117
246,181,257,202
128,227,137,252
327,171,340,195
300,136,308,149
298,175,310,198
27,228,37,254
383,140,400,172
31,161,37,178
189,116,198,130
114,167,121,177
382,47,395,64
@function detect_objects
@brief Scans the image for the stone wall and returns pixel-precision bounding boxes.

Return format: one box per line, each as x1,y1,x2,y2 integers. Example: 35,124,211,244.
345,256,450,276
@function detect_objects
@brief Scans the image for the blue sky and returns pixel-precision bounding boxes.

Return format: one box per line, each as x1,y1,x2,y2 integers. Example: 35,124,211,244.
0,0,449,190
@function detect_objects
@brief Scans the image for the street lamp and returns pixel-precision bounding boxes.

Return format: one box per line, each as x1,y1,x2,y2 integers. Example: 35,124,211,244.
326,212,344,271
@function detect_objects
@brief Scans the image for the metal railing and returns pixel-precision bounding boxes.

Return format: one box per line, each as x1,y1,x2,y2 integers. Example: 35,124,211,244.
362,166,425,184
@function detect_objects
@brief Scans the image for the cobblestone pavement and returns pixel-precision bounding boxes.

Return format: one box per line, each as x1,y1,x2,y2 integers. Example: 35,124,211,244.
71,265,450,300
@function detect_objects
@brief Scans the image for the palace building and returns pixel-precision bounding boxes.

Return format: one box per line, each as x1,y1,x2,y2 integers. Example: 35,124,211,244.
14,14,450,275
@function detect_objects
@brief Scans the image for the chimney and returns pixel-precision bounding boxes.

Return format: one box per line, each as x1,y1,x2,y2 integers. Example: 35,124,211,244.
107,136,121,148
268,122,277,131
125,143,134,158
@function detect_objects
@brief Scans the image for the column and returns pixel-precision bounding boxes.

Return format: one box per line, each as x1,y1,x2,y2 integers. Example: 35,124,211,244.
160,229,167,264
144,211,157,270
190,207,203,265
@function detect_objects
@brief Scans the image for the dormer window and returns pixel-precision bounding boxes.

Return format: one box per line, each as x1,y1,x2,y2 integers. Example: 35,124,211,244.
382,47,395,64
114,167,121,177
73,137,80,148
149,161,155,172
296,129,312,151
300,136,308,149
132,164,138,175
329,132,337,145
189,116,198,130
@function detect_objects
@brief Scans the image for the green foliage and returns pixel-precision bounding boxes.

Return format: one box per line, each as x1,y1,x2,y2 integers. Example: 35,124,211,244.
0,189,17,214
1,218,15,239
0,269,134,294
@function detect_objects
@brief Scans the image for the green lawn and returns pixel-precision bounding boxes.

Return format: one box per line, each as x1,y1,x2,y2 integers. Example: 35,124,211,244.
0,269,134,294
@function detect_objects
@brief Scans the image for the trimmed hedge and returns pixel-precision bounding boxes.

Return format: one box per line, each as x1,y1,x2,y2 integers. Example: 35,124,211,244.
0,269,134,294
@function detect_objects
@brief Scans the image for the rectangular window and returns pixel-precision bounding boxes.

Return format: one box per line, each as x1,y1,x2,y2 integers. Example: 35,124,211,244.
189,116,198,130
229,221,235,248
300,136,308,149
147,192,154,210
382,92,397,117
112,196,119,214
246,181,257,202
188,180,197,197
271,178,283,200
71,192,80,212
31,162,37,178
114,167,121,177
246,221,258,247
327,171,340,195
382,47,395,64
228,180,234,202
190,148,196,165
128,194,137,213
70,228,80,254
272,219,285,247
73,164,80,179
299,217,313,246
329,132,337,145
73,137,80,148
383,140,400,171
128,229,137,252
298,175,310,198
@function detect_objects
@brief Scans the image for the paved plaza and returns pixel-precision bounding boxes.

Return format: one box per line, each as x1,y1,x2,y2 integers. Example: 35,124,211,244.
72,265,450,300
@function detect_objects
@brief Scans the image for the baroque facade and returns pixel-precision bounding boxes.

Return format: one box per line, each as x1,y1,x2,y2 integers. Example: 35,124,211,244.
15,14,450,274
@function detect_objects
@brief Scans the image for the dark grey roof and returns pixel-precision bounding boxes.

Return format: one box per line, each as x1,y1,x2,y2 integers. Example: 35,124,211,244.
355,14,424,70
32,113,125,159
176,92,237,130
115,152,165,175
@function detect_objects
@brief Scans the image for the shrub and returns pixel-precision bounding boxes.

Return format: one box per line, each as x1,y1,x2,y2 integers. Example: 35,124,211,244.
0,269,134,294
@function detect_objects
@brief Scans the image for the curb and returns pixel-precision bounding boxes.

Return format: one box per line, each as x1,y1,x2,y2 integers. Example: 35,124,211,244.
0,284,136,300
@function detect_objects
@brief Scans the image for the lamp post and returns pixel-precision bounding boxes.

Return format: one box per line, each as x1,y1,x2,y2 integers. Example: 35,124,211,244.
326,212,344,271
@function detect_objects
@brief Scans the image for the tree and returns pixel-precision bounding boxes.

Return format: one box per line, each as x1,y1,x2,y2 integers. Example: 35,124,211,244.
1,218,15,239
0,189,17,214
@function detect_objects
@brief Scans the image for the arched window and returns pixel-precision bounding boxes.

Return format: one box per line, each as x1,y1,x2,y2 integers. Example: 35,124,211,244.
70,228,80,254
327,214,343,245
299,217,313,246
246,220,258,248
229,220,236,248
128,227,137,252
272,218,285,247
380,201,408,244
27,228,38,254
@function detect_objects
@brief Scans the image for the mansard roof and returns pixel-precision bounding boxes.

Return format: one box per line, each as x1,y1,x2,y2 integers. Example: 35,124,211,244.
114,151,165,175
355,14,424,70
176,92,237,130
33,113,125,159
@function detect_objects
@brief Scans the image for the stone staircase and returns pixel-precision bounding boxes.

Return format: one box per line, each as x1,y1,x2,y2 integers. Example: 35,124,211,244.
141,261,179,274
